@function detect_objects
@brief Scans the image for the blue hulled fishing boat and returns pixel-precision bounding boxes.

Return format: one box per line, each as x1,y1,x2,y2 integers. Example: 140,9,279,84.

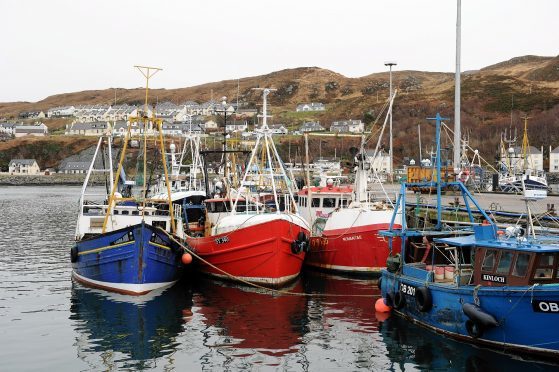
71,66,188,295
379,113,559,358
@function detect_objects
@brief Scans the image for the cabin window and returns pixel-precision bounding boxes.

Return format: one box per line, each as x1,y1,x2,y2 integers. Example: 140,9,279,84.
312,198,320,207
323,198,336,208
512,253,530,277
132,210,139,215
535,254,555,279
481,249,498,272
121,210,129,215
340,198,348,208
496,251,513,275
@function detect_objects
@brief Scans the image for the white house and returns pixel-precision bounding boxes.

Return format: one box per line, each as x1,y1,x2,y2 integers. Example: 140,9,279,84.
65,121,110,136
330,119,364,133
14,123,48,137
300,121,325,133
500,146,544,172
103,104,138,122
226,121,248,133
8,159,41,175
365,149,391,174
269,124,288,135
550,146,559,173
296,102,325,112
47,106,75,118
0,122,16,135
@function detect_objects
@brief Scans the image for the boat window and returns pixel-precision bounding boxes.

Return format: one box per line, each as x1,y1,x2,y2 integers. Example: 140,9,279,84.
302,198,307,207
312,198,320,207
512,253,530,277
496,251,513,275
132,210,139,215
340,198,348,208
481,249,497,272
121,210,129,215
323,198,336,208
534,253,555,279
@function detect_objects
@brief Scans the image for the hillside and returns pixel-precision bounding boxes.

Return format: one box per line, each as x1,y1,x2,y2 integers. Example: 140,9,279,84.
1,54,558,169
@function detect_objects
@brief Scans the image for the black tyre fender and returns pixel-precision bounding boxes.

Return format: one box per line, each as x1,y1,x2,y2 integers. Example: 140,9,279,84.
70,246,79,263
393,290,406,309
415,286,433,312
465,320,484,338
291,241,302,254
385,292,395,307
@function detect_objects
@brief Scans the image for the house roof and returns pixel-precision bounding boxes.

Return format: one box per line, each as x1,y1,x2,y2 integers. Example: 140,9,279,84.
9,159,37,165
62,161,91,171
70,121,109,130
300,121,324,129
551,146,559,154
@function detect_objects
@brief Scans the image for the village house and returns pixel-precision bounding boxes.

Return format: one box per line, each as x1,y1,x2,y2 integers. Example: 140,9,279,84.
14,123,48,137
549,146,559,173
296,102,325,112
103,104,138,122
500,146,544,172
269,124,288,135
202,119,218,131
183,101,203,115
300,121,325,133
365,149,391,174
236,108,258,118
65,121,110,136
47,106,75,118
19,111,46,119
8,159,41,175
0,122,16,135
73,105,111,122
330,119,364,133
226,120,248,133
60,161,90,174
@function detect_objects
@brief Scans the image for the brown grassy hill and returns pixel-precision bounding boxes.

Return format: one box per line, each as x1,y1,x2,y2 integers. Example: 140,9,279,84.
1,55,559,168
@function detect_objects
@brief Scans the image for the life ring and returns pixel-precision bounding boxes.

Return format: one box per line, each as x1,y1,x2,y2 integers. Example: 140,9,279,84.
70,246,79,263
415,286,433,312
465,320,484,338
393,291,406,309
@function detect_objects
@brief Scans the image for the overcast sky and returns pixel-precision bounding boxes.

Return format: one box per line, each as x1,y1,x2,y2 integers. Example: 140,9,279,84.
1,0,557,102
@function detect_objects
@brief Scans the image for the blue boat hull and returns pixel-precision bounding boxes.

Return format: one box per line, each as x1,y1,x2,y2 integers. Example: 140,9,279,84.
381,270,559,358
72,222,184,295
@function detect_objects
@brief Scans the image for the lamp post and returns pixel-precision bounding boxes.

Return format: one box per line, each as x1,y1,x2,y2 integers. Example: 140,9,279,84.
384,61,397,182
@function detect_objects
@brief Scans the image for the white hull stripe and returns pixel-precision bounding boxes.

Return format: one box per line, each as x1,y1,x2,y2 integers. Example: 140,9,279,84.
72,271,176,294
203,271,300,286
305,262,383,272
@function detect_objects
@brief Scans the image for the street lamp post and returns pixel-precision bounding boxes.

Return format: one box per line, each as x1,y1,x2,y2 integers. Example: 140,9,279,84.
384,61,397,182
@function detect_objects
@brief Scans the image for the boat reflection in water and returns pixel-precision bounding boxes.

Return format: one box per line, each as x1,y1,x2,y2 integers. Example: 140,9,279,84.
193,278,308,361
378,307,559,371
69,281,193,370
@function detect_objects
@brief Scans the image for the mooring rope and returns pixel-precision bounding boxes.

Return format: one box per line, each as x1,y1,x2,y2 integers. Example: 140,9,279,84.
158,227,376,298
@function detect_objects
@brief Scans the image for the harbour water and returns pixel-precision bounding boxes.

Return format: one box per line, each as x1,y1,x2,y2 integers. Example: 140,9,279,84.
0,186,557,371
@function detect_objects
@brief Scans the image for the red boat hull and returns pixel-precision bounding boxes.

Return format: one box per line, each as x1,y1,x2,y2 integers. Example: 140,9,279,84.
305,223,401,275
186,218,308,287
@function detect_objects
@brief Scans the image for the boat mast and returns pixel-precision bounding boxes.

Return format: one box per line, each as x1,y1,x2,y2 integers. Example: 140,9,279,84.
453,0,462,172
521,116,532,171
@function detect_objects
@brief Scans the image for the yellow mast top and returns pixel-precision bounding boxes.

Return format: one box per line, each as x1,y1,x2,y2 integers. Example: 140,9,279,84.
521,116,531,170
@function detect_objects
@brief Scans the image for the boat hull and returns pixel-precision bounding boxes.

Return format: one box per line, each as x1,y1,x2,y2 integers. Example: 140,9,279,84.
72,223,183,295
381,270,559,358
306,223,401,275
186,217,309,287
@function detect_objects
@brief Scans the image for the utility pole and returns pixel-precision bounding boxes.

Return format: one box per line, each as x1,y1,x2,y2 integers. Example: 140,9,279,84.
453,0,462,172
384,61,397,182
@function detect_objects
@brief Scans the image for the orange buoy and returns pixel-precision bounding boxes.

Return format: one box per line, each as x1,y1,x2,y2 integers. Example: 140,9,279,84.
375,298,391,313
181,253,193,265
375,311,390,322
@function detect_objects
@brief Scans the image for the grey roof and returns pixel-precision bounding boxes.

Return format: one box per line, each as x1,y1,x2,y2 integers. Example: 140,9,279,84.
331,119,362,126
62,161,90,171
269,124,287,129
297,102,325,110
300,121,324,130
9,159,37,165
511,146,542,155
551,146,559,154
70,122,108,130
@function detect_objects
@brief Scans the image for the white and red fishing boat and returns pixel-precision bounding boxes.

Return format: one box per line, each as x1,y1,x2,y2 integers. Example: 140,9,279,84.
186,88,310,286
304,93,402,275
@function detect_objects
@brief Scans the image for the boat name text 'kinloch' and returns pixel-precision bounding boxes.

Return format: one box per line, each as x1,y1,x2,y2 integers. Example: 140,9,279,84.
482,274,506,283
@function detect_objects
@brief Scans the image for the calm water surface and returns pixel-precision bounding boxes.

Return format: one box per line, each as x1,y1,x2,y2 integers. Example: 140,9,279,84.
0,186,557,371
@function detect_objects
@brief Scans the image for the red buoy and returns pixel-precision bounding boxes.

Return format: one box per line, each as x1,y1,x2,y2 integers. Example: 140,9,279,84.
181,253,193,265
375,298,391,313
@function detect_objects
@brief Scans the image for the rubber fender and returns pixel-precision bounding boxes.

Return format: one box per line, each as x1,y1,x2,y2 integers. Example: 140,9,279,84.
393,290,406,309
70,246,79,263
462,303,498,329
465,319,484,338
415,286,433,312
291,241,301,254
385,292,395,307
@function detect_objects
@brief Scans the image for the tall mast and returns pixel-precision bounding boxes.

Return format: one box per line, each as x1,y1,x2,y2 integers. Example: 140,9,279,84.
453,0,462,172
